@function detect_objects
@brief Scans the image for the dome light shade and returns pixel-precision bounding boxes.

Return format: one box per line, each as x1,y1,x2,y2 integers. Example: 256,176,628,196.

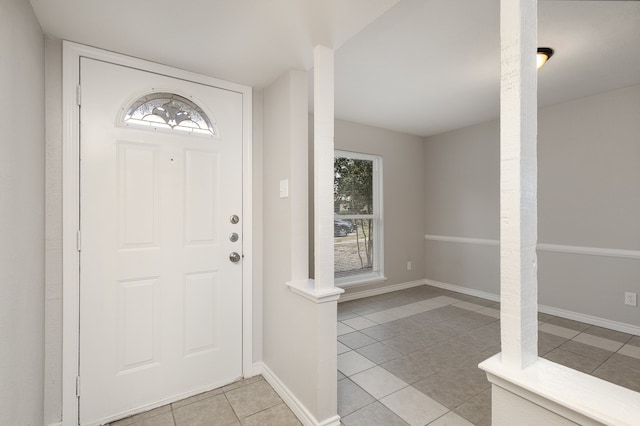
537,47,554,70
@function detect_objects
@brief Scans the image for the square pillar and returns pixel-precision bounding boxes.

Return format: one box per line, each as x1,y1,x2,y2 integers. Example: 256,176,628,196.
314,45,336,293
499,0,539,370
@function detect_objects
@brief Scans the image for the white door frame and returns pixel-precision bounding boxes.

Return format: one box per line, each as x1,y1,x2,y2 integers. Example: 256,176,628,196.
61,41,253,426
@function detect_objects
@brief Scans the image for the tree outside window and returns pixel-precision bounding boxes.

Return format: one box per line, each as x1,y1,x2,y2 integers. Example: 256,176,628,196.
334,151,383,284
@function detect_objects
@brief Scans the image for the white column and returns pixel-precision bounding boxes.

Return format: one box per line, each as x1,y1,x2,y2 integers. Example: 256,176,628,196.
483,2,640,423
499,0,539,370
314,45,335,292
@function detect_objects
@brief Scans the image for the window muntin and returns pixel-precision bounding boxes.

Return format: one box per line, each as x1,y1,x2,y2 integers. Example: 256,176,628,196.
122,92,217,136
334,151,383,285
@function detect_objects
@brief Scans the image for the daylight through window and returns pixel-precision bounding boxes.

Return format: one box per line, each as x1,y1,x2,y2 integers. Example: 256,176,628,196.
123,92,217,136
334,151,383,285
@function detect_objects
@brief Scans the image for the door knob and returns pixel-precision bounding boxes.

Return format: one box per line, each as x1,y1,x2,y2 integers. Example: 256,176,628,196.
229,233,239,242
230,215,240,224
229,252,241,263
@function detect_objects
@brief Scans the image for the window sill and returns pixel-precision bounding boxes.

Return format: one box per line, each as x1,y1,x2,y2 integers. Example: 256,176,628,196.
335,273,387,288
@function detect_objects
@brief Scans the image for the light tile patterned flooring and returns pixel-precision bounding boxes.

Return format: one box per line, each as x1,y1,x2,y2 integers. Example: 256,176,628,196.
337,285,640,425
107,376,301,426
109,284,640,426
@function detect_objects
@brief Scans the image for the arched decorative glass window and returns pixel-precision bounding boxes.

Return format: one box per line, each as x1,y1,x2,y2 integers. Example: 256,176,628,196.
123,92,217,136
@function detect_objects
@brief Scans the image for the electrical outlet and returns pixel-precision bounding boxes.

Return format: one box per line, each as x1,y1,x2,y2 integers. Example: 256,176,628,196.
407,261,412,271
625,292,637,306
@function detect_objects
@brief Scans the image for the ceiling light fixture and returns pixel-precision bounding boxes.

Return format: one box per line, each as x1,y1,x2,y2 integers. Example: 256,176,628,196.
537,47,554,70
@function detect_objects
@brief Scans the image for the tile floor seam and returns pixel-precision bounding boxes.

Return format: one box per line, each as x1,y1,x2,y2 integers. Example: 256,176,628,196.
339,376,382,416
241,402,283,423
561,340,618,368
573,332,626,352
352,399,385,417
616,343,629,355
426,411,450,425
618,343,640,360
222,391,242,422
598,348,619,369
587,327,634,346
598,344,631,371
450,386,490,411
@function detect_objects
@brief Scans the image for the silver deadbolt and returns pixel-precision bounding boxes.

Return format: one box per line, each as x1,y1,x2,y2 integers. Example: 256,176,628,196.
230,215,240,224
229,233,239,242
229,252,241,263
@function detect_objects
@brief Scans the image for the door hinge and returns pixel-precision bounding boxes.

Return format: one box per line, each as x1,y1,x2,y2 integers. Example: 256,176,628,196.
76,375,81,397
76,84,82,106
76,230,81,252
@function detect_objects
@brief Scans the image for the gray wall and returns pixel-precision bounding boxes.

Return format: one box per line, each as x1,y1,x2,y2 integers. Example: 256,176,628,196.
0,0,45,424
424,84,640,327
424,120,500,296
424,121,500,240
262,69,323,418
309,118,427,296
537,84,640,326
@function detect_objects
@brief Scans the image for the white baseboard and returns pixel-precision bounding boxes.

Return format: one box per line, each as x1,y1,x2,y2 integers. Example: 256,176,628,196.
425,279,640,336
425,279,500,303
253,362,341,426
47,422,63,426
538,304,640,336
339,279,428,302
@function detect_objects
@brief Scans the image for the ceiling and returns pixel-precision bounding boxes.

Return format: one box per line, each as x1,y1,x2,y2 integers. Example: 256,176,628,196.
329,0,640,136
32,0,640,138
30,0,400,87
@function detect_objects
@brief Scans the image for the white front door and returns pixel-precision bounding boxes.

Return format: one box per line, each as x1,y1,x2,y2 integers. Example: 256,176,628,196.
79,57,244,425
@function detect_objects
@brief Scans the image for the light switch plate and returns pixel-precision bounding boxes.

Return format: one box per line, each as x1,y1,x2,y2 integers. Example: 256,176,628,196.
279,179,289,198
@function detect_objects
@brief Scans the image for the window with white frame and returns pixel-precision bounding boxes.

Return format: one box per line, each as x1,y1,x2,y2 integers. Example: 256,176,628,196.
334,151,384,285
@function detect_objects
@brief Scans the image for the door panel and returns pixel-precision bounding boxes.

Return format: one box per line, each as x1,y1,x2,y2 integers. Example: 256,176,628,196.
79,58,243,425
118,142,159,248
118,277,160,372
183,271,219,355
184,150,218,244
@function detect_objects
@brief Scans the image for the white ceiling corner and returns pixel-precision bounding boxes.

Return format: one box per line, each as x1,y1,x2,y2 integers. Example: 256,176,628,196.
31,0,640,137
30,0,400,88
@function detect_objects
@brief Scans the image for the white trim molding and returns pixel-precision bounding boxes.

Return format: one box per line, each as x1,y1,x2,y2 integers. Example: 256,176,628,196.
62,41,253,426
425,234,640,260
538,305,640,336
286,279,344,303
425,279,500,303
339,279,428,303
537,243,640,260
480,354,640,425
335,273,387,289
425,279,640,336
424,234,499,247
255,362,341,426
